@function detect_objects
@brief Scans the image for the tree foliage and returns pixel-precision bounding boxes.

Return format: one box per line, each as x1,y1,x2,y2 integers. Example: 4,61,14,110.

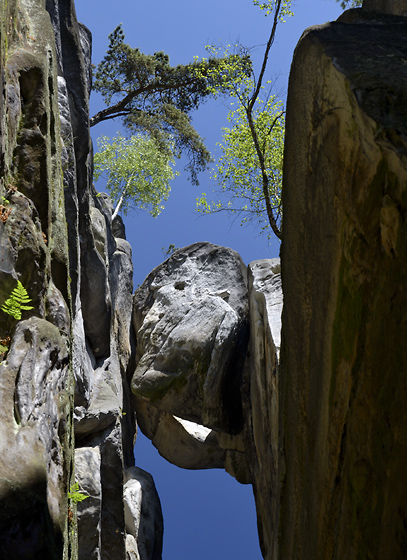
93,134,178,219
197,0,292,240
91,25,251,184
198,91,284,236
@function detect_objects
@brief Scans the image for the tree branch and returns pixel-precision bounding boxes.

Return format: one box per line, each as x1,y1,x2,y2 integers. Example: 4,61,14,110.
90,77,201,127
246,107,281,239
248,0,282,112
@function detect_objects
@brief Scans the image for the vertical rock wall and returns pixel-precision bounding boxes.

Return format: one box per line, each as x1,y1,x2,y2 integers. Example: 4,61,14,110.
0,1,162,559
0,1,73,557
279,6,407,559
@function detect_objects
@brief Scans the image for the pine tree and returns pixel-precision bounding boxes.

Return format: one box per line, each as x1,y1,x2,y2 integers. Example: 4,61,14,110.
91,25,251,184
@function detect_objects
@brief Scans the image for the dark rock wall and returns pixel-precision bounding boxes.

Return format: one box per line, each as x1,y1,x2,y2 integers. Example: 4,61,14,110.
279,7,407,560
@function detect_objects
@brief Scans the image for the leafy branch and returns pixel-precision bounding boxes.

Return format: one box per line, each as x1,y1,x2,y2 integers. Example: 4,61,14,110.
197,0,292,240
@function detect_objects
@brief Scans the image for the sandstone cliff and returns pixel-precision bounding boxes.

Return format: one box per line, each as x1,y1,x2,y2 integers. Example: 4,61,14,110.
279,3,407,559
0,1,162,559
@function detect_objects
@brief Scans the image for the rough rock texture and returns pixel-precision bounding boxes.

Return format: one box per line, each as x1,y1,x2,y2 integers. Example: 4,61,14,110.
123,467,163,560
3,1,407,559
245,260,282,559
364,0,407,15
133,242,249,434
132,242,253,483
278,7,407,560
131,245,285,495
0,1,163,559
0,1,73,556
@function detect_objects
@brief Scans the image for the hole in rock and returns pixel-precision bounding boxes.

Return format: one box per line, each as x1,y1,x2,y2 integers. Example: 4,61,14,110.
134,430,262,560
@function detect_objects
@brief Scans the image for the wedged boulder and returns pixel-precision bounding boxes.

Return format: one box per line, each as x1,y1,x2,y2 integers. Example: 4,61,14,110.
132,242,249,435
135,397,251,483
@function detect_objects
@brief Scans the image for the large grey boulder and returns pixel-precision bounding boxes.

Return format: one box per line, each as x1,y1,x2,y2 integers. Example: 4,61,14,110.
132,242,249,435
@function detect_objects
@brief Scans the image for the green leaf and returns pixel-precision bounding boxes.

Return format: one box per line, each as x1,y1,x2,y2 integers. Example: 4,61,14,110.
1,281,34,321
68,482,89,503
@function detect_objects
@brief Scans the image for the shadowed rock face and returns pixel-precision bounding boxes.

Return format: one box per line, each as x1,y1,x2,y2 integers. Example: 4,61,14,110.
363,0,407,15
279,7,407,560
0,1,162,558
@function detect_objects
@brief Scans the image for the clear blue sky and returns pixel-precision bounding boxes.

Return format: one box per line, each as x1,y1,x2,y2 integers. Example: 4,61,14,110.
74,1,343,558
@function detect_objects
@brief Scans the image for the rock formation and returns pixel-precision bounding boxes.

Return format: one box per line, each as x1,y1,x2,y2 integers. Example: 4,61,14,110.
131,243,283,543
279,2,407,559
0,1,162,559
132,242,280,485
1,0,407,559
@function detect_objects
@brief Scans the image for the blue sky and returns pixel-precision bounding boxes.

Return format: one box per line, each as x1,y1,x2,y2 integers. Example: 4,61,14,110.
74,1,343,558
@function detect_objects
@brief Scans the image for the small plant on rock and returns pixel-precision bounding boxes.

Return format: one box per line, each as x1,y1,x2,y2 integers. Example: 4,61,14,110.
68,482,89,504
0,280,33,360
1,280,33,321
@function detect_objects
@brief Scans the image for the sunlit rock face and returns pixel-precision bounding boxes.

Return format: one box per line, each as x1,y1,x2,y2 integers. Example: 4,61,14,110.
278,8,407,560
132,242,249,435
0,1,163,558
131,244,284,492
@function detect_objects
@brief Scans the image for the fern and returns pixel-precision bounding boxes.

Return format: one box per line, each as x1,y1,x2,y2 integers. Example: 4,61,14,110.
1,281,33,321
68,482,89,503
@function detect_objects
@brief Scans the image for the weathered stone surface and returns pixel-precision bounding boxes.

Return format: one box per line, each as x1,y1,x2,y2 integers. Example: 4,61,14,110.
0,0,73,555
244,259,282,558
1,1,163,559
136,398,224,468
0,318,70,558
363,0,407,15
124,467,163,560
75,447,102,560
278,10,407,560
132,241,249,435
